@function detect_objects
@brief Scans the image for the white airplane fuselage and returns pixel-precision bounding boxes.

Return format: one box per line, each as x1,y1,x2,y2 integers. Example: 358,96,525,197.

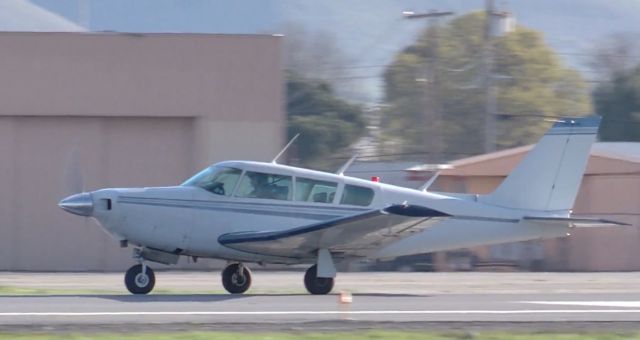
88,160,569,265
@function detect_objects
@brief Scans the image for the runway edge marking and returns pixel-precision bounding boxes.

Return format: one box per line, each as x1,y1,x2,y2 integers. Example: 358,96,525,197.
521,301,640,308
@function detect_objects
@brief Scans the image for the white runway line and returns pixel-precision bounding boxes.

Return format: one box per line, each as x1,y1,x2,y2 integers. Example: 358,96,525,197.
522,301,640,308
3,310,640,317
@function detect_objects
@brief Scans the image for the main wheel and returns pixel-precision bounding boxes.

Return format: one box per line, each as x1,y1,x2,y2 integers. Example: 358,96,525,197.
221,263,252,294
124,264,155,295
304,264,334,295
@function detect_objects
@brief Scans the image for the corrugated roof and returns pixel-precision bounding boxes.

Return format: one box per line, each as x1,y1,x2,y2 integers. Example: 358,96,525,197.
408,142,640,177
446,142,640,167
591,142,640,163
447,145,533,168
0,0,85,32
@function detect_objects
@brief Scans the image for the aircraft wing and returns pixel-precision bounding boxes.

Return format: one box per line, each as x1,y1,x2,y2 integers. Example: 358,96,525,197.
523,216,631,227
218,204,450,259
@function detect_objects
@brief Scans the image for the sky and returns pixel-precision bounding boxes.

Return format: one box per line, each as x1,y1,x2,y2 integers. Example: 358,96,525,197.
15,0,640,102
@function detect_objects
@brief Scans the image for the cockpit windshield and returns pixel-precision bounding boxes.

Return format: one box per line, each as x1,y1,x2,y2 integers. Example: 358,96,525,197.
182,166,242,196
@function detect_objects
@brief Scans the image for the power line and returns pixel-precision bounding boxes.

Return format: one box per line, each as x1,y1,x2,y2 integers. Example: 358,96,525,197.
329,150,477,161
496,113,640,126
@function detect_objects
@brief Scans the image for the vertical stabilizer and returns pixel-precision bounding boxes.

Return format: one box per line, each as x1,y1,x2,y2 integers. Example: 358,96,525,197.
479,116,601,211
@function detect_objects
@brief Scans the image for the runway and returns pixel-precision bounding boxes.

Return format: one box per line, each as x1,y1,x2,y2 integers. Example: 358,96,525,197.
2,271,640,331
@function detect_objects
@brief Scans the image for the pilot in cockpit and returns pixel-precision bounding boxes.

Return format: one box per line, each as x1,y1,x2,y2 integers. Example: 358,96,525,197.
248,173,270,198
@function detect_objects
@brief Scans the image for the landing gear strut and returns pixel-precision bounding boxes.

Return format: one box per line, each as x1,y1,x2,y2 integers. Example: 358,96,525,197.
124,263,155,294
221,263,252,294
304,264,334,295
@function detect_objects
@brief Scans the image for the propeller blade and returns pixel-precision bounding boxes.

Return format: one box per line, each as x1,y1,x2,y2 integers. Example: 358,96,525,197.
63,144,84,196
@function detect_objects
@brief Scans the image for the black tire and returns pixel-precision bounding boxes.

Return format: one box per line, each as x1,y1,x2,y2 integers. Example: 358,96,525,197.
124,264,155,295
221,263,252,294
304,264,334,295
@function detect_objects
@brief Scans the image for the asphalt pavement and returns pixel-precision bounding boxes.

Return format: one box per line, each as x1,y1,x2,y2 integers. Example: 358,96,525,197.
2,271,640,331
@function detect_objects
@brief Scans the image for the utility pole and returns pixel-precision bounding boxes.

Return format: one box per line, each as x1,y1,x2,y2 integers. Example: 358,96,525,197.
483,0,498,153
403,10,454,162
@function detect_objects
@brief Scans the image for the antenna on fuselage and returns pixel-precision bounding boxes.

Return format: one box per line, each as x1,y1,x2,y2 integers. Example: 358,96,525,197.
410,163,453,192
418,171,440,192
271,133,300,164
336,154,358,176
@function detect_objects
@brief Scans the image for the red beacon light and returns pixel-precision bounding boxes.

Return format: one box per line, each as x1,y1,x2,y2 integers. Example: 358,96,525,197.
370,176,380,182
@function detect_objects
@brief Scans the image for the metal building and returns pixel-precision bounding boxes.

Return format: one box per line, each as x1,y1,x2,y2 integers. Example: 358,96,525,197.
407,142,640,271
0,32,284,271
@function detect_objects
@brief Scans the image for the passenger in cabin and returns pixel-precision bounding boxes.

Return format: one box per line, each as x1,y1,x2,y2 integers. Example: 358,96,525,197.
248,173,270,198
312,192,328,203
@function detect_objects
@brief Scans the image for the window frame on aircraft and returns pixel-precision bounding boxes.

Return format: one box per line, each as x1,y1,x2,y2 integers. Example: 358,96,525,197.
293,177,338,204
234,170,293,201
181,166,242,197
339,184,375,207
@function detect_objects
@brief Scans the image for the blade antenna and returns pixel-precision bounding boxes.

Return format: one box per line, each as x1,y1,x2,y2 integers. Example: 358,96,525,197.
271,133,300,164
336,154,358,176
419,171,440,192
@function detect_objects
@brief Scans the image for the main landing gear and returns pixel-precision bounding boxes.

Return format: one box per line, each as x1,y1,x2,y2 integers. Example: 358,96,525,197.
222,263,333,295
304,264,334,295
221,262,252,294
218,263,334,295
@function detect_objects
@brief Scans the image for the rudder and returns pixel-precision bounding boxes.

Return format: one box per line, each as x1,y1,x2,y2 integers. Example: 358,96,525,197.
479,116,601,211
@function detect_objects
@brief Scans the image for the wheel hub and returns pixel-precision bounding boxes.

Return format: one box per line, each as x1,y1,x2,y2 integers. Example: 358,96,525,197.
231,272,246,286
135,273,149,287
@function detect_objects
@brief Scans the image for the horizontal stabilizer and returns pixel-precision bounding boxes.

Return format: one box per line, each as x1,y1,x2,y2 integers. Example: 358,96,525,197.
523,216,631,227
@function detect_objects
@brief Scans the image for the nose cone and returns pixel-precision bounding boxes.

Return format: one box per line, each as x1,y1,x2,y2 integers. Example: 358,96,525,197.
58,192,94,216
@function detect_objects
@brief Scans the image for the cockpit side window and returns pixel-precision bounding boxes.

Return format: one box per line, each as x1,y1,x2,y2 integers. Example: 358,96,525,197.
294,177,338,204
183,167,242,196
235,171,292,200
340,184,374,206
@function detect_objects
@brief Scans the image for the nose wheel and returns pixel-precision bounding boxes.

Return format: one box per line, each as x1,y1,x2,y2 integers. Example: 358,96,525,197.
221,263,252,294
304,264,334,295
124,263,155,294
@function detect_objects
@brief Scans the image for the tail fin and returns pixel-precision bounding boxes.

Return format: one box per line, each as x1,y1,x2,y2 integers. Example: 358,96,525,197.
479,116,601,211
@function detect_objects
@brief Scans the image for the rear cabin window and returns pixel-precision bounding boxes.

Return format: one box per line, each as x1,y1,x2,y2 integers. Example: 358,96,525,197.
235,171,292,201
294,178,338,204
340,184,374,206
183,166,241,196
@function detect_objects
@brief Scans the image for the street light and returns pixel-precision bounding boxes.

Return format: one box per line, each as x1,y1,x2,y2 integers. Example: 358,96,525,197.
402,10,454,19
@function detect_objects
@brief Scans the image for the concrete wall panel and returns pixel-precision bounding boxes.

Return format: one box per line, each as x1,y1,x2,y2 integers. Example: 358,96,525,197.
0,33,283,271
0,117,195,271
0,33,282,122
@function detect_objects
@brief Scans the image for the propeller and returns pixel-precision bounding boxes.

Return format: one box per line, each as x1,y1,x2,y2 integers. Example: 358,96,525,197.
59,143,93,217
63,143,84,196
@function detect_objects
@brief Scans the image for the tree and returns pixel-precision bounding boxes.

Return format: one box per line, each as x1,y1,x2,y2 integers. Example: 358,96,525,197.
286,72,366,167
382,12,591,159
281,22,356,100
588,33,640,82
593,65,640,141
280,23,367,167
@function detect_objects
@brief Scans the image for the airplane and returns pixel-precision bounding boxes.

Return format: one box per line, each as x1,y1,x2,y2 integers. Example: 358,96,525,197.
58,115,627,295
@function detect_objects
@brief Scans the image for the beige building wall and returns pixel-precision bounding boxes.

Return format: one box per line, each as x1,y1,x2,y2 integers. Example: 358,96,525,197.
421,146,640,271
0,32,284,271
567,174,640,270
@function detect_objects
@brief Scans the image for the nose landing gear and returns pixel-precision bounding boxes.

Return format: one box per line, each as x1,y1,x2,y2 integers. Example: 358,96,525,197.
221,262,252,294
124,263,155,294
